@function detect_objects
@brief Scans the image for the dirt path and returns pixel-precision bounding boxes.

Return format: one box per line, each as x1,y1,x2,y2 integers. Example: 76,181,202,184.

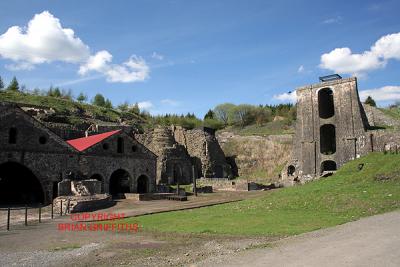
197,210,400,267
0,191,266,229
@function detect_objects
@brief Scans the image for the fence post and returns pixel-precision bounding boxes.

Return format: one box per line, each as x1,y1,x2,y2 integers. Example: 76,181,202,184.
192,165,197,197
51,202,54,219
7,208,10,231
60,200,63,216
25,205,28,226
38,205,42,223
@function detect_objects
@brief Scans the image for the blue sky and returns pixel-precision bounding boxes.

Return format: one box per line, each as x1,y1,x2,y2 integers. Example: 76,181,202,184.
0,0,399,117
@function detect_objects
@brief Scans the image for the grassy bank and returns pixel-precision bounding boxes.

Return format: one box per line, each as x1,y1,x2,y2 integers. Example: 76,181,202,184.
0,90,143,125
124,152,400,236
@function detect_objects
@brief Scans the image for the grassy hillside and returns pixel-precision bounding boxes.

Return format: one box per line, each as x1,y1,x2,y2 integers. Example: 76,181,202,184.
0,90,144,126
124,152,400,236
222,120,294,136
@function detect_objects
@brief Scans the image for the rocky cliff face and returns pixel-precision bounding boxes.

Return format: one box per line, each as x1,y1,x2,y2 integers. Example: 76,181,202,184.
217,131,293,183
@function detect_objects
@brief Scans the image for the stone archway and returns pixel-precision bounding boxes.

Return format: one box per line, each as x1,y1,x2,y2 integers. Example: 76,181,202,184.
321,160,337,172
137,175,149,193
109,169,131,197
0,162,45,205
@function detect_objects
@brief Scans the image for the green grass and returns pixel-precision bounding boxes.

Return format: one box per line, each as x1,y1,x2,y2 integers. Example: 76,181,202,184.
0,90,144,125
123,153,400,236
222,120,295,136
380,107,400,120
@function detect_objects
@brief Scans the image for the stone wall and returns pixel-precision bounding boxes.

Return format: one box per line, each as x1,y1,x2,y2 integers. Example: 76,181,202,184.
135,126,193,184
281,77,400,186
172,126,232,178
0,102,157,204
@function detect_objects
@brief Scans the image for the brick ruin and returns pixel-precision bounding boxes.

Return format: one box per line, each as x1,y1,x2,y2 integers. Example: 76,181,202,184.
281,76,400,186
0,102,232,206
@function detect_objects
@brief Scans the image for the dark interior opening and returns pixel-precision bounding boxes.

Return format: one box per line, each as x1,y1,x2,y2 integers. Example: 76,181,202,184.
90,174,104,193
137,175,148,193
320,124,336,155
117,137,124,153
318,88,335,119
287,165,295,176
215,165,224,178
321,160,337,172
109,169,130,197
0,162,44,205
52,181,58,199
9,128,17,144
172,164,182,184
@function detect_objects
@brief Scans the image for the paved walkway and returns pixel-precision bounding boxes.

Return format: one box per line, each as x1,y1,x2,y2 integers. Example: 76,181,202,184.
198,210,400,267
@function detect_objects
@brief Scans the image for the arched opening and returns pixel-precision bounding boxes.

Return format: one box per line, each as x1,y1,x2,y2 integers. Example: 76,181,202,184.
320,124,336,155
137,175,148,193
318,88,334,119
287,165,295,176
172,164,182,184
90,174,104,193
117,137,124,153
0,162,44,205
9,128,17,144
109,169,131,197
215,165,224,178
321,160,337,172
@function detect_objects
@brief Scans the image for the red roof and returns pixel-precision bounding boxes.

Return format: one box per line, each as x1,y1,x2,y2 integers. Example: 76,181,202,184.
67,130,121,152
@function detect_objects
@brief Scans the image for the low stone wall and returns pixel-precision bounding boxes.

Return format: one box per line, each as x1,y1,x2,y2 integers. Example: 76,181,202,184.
53,194,112,213
196,178,248,191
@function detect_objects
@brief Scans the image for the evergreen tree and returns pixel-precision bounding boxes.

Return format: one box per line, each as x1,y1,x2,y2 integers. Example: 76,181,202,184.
104,99,113,109
77,92,88,103
117,101,129,112
0,76,4,89
92,94,106,107
364,96,376,107
204,109,215,120
7,76,19,91
129,103,140,114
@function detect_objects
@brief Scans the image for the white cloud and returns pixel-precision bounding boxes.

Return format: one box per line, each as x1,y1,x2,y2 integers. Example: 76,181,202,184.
359,86,400,102
151,52,164,60
0,11,149,83
137,101,153,110
273,91,297,103
297,65,305,73
0,11,89,68
79,51,149,83
320,32,400,76
160,99,180,106
323,16,342,24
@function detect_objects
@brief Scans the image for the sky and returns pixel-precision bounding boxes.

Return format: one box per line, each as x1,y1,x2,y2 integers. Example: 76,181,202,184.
0,0,399,117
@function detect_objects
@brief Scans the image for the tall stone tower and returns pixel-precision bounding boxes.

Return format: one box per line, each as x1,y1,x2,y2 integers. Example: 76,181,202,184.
285,76,370,184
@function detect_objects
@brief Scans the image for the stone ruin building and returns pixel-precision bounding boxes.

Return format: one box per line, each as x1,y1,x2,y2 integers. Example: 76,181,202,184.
0,101,232,206
0,102,157,205
282,75,400,186
135,125,232,185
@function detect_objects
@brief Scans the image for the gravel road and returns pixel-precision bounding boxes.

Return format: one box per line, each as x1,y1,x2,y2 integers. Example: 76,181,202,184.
197,210,400,267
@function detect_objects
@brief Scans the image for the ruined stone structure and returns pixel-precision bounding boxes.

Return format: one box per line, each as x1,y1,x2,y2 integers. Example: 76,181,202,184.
135,126,193,184
0,102,157,205
171,126,232,179
282,76,400,186
136,125,232,184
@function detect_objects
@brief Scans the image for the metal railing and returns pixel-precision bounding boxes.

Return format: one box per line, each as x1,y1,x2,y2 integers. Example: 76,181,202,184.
0,200,70,231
